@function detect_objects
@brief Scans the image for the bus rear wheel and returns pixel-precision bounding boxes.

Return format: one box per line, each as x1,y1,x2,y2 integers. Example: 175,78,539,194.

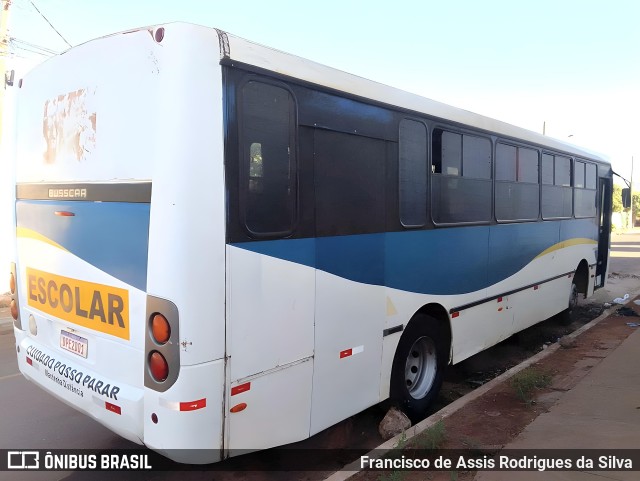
390,316,446,422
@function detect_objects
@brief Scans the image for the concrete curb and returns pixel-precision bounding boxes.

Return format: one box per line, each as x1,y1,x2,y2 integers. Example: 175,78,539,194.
324,288,640,481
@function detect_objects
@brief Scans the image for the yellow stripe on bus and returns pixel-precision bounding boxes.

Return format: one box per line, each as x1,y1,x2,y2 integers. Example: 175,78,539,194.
16,227,67,251
535,238,597,259
26,267,130,340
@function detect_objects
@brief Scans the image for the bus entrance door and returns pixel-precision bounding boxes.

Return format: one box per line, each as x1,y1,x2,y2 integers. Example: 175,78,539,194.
595,177,612,288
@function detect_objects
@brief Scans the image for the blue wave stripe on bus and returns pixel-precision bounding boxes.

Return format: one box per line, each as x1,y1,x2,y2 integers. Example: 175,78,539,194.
16,201,150,291
231,219,598,295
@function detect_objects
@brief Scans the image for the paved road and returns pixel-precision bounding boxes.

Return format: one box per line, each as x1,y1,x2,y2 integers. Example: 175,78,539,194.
1,232,639,479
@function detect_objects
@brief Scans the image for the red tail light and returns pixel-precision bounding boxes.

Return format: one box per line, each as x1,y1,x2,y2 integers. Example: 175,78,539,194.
148,351,168,382
9,272,15,294
151,313,171,344
10,300,18,320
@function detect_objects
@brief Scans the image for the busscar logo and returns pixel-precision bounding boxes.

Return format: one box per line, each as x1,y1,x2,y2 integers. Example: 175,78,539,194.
7,451,39,469
48,188,87,198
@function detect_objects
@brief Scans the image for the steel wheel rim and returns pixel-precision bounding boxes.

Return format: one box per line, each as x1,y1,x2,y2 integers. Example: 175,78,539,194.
404,336,437,399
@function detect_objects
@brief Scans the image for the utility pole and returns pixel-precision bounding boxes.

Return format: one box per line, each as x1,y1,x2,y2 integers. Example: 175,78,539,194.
0,0,12,144
631,156,635,230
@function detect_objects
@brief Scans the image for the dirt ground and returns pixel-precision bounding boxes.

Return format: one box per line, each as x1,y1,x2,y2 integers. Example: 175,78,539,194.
352,300,640,481
0,291,9,308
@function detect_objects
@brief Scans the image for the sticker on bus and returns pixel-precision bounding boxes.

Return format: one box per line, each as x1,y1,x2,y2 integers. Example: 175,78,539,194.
26,267,130,340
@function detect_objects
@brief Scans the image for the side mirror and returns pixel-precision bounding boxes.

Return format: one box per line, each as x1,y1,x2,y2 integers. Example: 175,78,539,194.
622,188,631,209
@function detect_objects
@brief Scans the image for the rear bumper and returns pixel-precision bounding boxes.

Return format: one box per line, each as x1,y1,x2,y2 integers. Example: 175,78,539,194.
16,329,145,445
16,329,226,463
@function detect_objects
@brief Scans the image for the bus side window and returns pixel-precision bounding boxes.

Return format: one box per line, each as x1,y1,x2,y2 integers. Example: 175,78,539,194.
240,81,296,237
431,128,491,224
399,119,427,227
542,153,572,219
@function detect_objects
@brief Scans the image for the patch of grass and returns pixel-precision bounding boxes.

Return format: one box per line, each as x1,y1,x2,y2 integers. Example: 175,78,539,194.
412,420,446,450
378,470,406,481
394,430,408,449
510,367,552,404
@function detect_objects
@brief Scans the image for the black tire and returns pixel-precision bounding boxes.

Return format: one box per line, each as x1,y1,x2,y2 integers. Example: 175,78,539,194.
558,280,578,326
390,315,447,423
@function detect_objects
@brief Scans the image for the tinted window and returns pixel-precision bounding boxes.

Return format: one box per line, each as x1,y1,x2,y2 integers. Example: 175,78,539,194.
518,147,539,183
555,156,571,187
463,135,491,179
432,128,492,224
315,130,386,235
575,161,585,188
541,153,554,185
399,119,427,227
574,160,597,217
496,143,516,181
542,153,572,219
585,162,597,189
241,81,296,235
441,131,461,176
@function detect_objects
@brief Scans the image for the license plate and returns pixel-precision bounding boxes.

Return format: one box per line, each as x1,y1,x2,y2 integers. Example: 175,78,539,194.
60,330,88,358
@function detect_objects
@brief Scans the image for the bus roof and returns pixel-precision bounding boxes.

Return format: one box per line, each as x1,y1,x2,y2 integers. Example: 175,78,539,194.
215,27,608,164
61,22,610,164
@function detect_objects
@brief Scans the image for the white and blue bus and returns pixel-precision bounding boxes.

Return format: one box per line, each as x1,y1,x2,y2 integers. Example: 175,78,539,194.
9,23,612,464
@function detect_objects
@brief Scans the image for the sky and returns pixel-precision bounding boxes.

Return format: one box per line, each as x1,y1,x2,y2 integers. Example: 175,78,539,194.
5,0,640,176
1,0,639,269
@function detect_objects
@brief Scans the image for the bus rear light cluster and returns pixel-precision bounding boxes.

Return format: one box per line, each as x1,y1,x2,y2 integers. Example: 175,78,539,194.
9,271,17,320
9,264,21,326
145,296,179,392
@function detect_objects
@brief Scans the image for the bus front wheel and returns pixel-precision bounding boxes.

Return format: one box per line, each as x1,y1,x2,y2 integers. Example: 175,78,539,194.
390,316,446,422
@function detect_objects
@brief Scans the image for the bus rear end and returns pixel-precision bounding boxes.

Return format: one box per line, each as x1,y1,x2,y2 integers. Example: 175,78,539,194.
11,23,226,463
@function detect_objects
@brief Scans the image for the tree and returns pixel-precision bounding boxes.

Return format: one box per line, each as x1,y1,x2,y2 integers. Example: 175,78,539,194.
613,184,623,213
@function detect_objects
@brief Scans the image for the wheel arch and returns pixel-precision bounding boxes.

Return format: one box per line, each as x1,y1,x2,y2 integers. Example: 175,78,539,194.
412,303,452,363
574,258,590,297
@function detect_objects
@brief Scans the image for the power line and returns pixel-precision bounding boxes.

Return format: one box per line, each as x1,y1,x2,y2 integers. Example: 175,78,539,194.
29,0,71,48
11,36,59,55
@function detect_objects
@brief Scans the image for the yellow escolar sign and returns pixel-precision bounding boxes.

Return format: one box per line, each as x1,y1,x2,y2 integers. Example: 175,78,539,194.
26,267,130,340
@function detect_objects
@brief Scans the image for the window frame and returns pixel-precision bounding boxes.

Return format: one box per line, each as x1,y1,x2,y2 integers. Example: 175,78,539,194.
237,77,299,238
494,141,541,223
573,158,598,218
398,118,429,228
431,125,493,226
541,151,574,220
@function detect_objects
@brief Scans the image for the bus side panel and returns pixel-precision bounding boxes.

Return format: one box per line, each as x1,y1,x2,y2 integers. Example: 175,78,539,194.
226,359,313,452
310,270,385,436
225,245,315,451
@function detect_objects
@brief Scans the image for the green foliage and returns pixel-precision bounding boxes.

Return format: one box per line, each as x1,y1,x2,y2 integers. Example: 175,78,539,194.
613,184,623,213
633,193,640,220
510,367,552,404
378,469,406,481
394,430,408,449
412,420,446,450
